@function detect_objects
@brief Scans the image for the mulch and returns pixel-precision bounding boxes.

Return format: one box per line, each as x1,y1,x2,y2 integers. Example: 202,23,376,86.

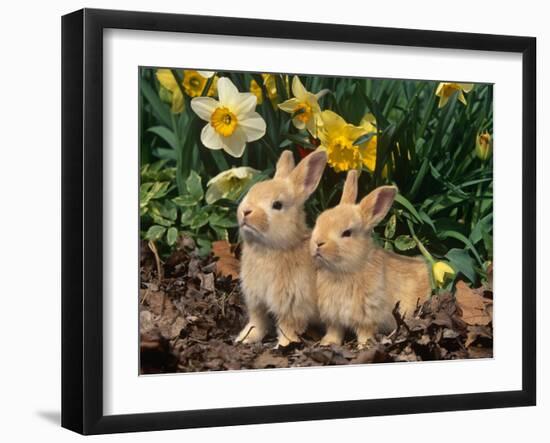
139,238,493,374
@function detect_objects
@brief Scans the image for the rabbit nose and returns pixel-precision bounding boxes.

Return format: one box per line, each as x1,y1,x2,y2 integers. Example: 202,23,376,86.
243,209,252,217
316,241,325,248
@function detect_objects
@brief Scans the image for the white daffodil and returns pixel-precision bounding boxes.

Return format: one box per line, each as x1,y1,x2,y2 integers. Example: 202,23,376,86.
205,166,259,204
191,77,267,158
278,75,328,137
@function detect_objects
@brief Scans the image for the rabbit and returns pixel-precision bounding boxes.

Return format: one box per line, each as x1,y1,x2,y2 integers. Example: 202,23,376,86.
236,149,328,347
310,170,431,348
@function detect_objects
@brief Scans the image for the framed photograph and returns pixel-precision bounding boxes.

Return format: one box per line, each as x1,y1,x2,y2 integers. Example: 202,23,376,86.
62,8,536,435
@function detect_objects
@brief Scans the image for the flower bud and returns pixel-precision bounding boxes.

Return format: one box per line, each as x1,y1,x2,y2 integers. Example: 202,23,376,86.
476,131,493,162
432,261,456,288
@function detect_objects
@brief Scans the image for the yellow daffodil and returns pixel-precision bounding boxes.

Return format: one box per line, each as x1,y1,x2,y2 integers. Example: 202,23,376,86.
183,70,217,98
432,261,456,288
262,74,278,101
318,110,378,173
250,79,264,104
205,166,259,204
191,77,266,158
476,131,493,161
156,69,217,113
435,82,474,108
250,74,283,106
278,76,327,137
156,69,185,113
358,113,378,172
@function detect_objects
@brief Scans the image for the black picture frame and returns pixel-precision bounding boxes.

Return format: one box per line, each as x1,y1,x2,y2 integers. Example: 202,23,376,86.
62,8,537,435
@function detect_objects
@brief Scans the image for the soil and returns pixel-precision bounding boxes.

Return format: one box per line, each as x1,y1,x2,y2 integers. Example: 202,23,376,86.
139,238,493,374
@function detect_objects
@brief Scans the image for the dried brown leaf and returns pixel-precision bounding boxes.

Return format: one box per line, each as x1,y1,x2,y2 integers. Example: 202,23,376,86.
455,281,492,325
212,240,240,279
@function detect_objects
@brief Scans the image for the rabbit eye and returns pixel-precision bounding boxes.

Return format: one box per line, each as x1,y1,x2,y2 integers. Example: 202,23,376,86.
341,229,352,237
272,200,283,210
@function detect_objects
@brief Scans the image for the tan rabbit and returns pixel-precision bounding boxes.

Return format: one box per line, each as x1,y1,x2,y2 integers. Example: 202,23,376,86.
236,150,327,347
310,170,431,347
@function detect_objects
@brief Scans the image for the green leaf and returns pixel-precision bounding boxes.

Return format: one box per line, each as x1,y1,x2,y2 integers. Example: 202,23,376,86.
211,226,229,241
438,229,483,265
190,208,210,229
166,227,178,246
180,208,194,226
384,214,396,239
470,213,493,245
418,210,436,232
394,193,422,223
147,126,179,151
353,131,376,146
394,235,417,251
172,194,201,207
209,212,238,228
196,238,212,257
445,248,476,283
186,170,204,201
145,225,166,241
140,80,172,127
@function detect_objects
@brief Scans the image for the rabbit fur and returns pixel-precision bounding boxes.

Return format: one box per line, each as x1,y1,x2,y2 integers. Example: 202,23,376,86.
236,150,327,347
310,170,431,347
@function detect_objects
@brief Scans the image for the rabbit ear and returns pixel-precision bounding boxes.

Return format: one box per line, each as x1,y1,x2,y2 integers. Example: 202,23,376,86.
340,170,359,204
290,150,327,202
274,150,296,179
359,186,397,229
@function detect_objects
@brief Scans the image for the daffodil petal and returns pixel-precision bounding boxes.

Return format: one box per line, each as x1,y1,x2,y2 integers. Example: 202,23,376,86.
205,185,224,204
361,141,377,172
438,94,449,108
306,117,317,137
171,90,184,114
457,91,468,106
239,113,267,142
191,97,219,121
156,69,179,92
435,82,445,96
320,110,347,133
233,93,258,119
234,166,259,179
292,117,306,130
291,75,307,99
278,98,300,113
198,70,215,78
217,77,240,108
458,83,474,93
200,124,224,150
220,127,248,158
315,89,330,100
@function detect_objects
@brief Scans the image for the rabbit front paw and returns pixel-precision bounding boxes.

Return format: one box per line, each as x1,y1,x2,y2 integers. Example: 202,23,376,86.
320,325,344,346
356,326,375,349
276,323,302,348
235,323,267,344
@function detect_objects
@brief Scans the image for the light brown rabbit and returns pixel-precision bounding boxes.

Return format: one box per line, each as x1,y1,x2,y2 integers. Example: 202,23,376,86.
236,150,327,347
310,170,431,347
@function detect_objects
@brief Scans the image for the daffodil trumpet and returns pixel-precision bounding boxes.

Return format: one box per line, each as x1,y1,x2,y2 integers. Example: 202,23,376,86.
317,110,379,173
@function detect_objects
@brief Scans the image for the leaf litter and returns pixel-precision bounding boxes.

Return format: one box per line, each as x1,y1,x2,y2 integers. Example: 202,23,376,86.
140,238,493,374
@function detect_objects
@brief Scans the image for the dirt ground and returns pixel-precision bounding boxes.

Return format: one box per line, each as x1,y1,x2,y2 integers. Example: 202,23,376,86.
139,238,493,374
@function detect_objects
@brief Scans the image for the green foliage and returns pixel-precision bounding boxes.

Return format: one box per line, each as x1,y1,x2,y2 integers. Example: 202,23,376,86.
141,164,239,255
139,67,493,287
